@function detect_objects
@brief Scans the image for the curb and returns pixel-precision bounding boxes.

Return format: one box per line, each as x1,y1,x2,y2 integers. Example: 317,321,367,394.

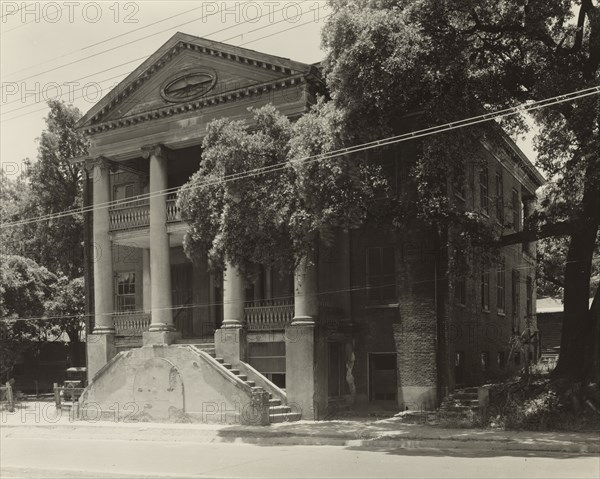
1,422,598,454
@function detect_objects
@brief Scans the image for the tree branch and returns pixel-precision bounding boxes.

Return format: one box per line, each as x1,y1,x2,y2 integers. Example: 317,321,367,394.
499,219,580,246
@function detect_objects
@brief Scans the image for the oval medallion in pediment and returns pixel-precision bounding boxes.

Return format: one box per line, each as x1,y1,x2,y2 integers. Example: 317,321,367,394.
160,68,218,103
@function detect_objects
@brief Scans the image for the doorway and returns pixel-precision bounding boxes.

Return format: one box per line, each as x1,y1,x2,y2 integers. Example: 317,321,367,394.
171,263,194,338
368,353,397,402
455,351,465,386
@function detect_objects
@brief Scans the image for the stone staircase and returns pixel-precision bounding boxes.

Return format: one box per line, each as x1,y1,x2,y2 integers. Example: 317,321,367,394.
438,387,480,419
178,338,300,423
396,387,481,425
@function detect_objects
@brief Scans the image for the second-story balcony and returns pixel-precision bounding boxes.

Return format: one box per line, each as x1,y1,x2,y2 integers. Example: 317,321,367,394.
109,192,181,232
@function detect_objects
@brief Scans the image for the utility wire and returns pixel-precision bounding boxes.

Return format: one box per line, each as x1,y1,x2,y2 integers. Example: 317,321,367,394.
2,3,209,77
2,85,598,230
1,0,313,87
3,251,575,324
1,7,327,117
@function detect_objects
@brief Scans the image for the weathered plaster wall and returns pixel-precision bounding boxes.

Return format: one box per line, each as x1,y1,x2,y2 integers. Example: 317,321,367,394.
79,345,263,424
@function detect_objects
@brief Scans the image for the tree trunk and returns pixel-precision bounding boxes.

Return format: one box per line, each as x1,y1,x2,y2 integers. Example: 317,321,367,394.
554,166,600,381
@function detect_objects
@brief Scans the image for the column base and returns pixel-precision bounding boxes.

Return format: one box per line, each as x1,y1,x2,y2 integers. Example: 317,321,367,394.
290,315,315,326
142,330,181,346
148,323,176,332
87,333,116,383
397,386,438,411
92,326,115,334
285,323,327,420
214,326,247,365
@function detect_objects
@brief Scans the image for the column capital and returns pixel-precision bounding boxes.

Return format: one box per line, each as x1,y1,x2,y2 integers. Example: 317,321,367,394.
84,156,111,172
141,143,171,160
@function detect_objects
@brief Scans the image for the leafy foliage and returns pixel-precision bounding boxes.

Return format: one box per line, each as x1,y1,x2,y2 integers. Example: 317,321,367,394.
0,255,57,380
322,0,599,380
178,102,391,277
17,100,88,278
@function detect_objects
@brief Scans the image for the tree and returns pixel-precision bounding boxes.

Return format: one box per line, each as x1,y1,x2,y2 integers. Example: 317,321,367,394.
321,0,599,381
19,100,89,278
43,277,86,366
0,255,57,381
178,103,385,278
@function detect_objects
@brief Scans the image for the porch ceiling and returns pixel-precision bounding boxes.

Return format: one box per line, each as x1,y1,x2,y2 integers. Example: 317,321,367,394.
110,223,186,249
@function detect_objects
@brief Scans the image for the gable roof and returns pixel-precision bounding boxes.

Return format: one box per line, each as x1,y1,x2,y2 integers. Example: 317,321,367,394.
76,32,320,130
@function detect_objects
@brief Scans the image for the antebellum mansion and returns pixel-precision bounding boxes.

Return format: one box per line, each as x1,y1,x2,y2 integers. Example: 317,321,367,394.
73,33,543,423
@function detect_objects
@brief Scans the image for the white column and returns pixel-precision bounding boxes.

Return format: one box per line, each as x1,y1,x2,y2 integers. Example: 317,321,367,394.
89,157,114,333
222,260,246,329
142,248,151,313
143,144,174,332
292,250,318,325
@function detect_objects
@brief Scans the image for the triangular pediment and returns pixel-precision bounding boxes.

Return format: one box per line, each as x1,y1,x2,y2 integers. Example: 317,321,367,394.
77,32,316,129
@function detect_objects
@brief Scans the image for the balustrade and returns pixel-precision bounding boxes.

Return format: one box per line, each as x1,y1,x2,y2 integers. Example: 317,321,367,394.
113,313,151,336
244,299,294,330
108,192,181,231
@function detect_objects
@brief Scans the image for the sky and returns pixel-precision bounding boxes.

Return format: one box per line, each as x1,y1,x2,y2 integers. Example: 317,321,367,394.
0,0,536,179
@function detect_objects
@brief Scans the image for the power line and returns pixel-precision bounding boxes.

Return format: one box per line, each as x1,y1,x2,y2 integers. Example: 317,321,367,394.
1,8,328,118
0,2,62,33
2,252,566,325
1,85,597,229
3,4,208,77
0,2,29,20
1,0,313,87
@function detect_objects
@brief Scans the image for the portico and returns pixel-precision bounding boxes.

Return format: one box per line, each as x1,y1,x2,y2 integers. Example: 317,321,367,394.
76,32,336,422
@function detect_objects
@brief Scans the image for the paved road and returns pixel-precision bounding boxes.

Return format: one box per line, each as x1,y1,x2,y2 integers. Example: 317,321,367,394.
1,436,599,478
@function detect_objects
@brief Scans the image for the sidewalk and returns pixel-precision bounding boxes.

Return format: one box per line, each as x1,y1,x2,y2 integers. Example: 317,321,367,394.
2,402,599,455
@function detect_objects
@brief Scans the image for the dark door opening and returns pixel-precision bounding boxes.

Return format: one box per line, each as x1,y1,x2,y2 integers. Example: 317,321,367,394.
171,263,194,338
328,342,346,398
368,353,397,402
455,351,465,386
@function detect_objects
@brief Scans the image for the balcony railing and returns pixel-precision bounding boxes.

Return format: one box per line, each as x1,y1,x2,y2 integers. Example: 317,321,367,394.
109,193,181,231
244,299,294,331
113,312,151,336
243,299,345,331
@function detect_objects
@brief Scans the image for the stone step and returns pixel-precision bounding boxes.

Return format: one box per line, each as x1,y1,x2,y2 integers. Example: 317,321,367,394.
269,411,301,423
230,369,240,375
237,374,248,381
223,363,232,369
215,358,224,364
246,380,256,387
461,387,478,394
443,398,479,407
269,405,291,415
269,398,281,406
439,405,475,413
452,392,478,400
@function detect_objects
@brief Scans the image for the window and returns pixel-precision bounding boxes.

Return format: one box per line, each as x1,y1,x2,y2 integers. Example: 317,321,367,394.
454,175,466,202
115,272,136,312
480,167,489,215
526,276,533,317
480,351,490,371
511,269,520,331
495,172,504,223
455,276,466,305
366,246,396,303
497,351,507,369
113,183,135,201
497,263,506,314
512,188,520,230
481,270,490,311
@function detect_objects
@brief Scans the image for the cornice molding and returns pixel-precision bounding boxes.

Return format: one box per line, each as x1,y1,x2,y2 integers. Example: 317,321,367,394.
81,38,311,129
82,73,309,135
